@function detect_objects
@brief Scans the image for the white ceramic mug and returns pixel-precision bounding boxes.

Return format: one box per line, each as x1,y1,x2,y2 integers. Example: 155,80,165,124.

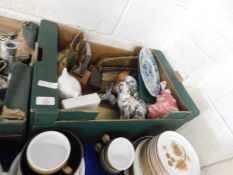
0,40,18,74
26,131,71,174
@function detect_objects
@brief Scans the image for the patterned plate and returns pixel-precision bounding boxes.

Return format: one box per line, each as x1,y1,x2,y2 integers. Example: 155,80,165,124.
156,131,200,175
139,48,160,97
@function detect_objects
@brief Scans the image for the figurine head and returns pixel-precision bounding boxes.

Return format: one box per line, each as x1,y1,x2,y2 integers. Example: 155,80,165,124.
124,76,137,91
116,82,130,95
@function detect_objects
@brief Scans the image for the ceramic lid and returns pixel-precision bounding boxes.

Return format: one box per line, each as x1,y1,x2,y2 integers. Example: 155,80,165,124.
107,137,135,171
156,131,200,175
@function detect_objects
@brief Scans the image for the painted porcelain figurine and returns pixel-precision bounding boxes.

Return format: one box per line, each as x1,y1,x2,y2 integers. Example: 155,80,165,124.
58,68,82,99
116,81,146,119
100,76,140,106
124,76,147,111
99,75,147,119
99,83,117,106
124,76,138,98
147,82,179,119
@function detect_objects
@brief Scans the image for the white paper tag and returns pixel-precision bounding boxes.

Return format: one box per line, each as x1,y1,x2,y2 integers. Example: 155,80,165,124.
36,97,55,105
37,80,58,89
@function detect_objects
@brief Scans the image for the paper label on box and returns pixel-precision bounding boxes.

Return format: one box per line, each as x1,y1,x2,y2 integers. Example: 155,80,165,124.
37,80,58,89
36,97,55,105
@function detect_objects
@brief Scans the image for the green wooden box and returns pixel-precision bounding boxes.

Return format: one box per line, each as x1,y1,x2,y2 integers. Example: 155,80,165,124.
0,17,33,145
29,20,199,143
0,62,32,144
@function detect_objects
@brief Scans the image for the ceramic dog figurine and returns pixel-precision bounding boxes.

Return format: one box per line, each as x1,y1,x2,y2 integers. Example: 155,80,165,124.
124,76,138,98
124,76,147,111
99,83,117,106
116,82,146,119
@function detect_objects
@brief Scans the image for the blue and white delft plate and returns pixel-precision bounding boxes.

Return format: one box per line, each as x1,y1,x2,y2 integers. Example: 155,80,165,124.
139,48,160,97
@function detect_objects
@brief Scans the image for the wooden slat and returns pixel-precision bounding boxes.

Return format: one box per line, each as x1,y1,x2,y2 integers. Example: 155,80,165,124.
0,16,22,34
58,24,82,50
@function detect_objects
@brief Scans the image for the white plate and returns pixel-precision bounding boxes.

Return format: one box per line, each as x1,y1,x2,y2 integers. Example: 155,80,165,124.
132,139,150,175
139,48,160,97
157,131,200,175
149,136,167,175
124,136,153,175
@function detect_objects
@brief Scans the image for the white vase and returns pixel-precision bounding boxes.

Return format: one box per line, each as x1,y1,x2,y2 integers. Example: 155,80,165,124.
58,68,81,99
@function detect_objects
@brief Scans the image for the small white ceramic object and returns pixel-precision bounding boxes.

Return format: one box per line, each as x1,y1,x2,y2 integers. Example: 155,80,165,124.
58,68,81,99
26,131,71,174
1,40,18,58
74,158,85,175
157,131,200,175
62,93,101,110
99,84,117,106
107,137,135,171
9,153,21,175
139,48,160,97
160,81,167,92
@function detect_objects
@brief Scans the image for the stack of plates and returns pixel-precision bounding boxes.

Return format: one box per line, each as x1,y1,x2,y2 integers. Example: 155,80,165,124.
126,131,200,175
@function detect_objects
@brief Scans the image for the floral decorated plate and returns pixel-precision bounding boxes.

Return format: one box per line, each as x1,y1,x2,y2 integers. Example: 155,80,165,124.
156,131,200,175
139,48,160,97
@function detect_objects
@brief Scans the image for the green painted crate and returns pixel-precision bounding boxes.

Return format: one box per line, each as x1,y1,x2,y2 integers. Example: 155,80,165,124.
29,20,199,143
0,62,31,144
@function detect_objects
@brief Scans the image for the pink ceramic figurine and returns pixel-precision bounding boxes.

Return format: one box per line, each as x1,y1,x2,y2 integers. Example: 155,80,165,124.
147,85,179,119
